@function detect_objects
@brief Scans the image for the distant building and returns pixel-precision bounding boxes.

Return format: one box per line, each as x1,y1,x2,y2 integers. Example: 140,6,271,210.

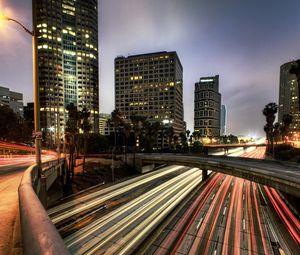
0,86,24,117
115,51,184,137
220,104,227,136
34,0,99,146
24,102,34,129
278,61,300,132
194,75,221,137
99,113,111,135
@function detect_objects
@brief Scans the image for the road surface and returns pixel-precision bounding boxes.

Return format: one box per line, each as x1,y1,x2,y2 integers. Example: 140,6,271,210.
141,147,300,255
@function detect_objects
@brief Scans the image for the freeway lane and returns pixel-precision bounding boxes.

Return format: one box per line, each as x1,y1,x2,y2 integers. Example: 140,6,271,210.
59,167,203,254
48,165,190,226
142,147,299,255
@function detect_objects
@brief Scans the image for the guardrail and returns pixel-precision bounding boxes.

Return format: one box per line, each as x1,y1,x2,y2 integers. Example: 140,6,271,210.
18,158,71,255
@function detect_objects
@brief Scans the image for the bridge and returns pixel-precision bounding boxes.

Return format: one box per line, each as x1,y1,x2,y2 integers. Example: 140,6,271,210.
13,152,300,254
132,154,300,197
203,143,266,154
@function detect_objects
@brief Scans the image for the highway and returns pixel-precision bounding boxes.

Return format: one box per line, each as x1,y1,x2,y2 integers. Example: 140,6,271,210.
49,147,300,254
49,166,203,254
48,165,194,226
140,147,300,255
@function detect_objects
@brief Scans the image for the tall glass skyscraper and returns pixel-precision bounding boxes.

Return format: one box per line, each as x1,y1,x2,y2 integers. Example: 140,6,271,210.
34,0,99,146
279,61,300,132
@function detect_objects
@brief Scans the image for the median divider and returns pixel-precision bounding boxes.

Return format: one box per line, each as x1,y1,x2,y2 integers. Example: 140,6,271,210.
18,159,70,255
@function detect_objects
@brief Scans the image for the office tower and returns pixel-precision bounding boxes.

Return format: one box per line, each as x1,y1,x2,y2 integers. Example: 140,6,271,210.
114,51,184,135
194,75,221,137
278,61,300,132
99,113,111,135
220,104,227,136
0,86,24,117
35,0,99,146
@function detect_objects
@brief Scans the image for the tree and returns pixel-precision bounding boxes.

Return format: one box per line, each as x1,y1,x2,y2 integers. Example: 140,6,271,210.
122,122,132,164
290,60,300,110
80,107,92,174
281,114,293,142
186,130,190,140
0,105,31,143
262,103,278,154
65,103,80,179
111,109,123,153
179,132,188,152
165,126,175,150
142,121,161,152
130,115,146,152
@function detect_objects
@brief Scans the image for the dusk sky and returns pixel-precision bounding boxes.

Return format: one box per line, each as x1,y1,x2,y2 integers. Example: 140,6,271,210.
1,0,300,136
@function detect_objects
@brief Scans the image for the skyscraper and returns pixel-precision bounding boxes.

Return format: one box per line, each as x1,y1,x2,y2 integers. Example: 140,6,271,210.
278,61,300,132
35,0,99,146
194,75,221,137
114,51,184,135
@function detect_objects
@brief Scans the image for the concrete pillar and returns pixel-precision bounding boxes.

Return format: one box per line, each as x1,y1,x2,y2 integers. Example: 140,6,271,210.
202,169,208,180
39,176,47,209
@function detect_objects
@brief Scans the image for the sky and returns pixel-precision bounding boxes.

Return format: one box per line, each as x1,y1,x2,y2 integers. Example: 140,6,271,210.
0,0,300,137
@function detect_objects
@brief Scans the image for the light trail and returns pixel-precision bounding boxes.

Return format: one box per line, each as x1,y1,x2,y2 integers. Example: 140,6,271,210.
252,182,269,254
264,186,300,245
159,173,223,254
189,176,233,254
49,165,187,224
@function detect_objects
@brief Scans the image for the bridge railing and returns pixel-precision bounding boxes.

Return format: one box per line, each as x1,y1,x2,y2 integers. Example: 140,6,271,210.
18,158,71,255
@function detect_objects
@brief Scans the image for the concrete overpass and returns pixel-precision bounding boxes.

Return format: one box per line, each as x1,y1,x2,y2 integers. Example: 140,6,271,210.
133,154,300,197
203,143,266,154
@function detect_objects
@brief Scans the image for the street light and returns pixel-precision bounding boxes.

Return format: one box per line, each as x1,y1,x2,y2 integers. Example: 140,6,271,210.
1,1,42,176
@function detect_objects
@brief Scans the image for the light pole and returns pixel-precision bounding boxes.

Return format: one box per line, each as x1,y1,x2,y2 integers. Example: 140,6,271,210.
1,1,42,176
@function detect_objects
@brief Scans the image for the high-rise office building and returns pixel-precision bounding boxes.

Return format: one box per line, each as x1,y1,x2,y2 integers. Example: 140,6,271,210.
194,75,221,137
220,104,227,136
278,61,300,132
115,51,184,135
35,0,99,145
99,113,111,135
0,86,24,117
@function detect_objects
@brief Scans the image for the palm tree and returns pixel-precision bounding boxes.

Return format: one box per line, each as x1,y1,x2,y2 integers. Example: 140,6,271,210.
262,103,278,154
65,103,80,179
186,130,190,140
280,114,293,142
111,109,123,153
290,60,300,110
122,122,131,164
179,132,188,152
166,126,175,151
142,121,161,152
130,115,146,167
80,107,92,174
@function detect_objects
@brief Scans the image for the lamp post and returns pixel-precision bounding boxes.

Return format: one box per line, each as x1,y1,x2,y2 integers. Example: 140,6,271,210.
1,1,42,176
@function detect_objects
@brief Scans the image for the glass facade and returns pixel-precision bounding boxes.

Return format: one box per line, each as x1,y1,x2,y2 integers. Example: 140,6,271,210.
35,0,99,147
279,61,300,132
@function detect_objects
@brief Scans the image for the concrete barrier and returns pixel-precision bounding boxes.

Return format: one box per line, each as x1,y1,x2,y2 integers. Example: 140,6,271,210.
18,161,70,255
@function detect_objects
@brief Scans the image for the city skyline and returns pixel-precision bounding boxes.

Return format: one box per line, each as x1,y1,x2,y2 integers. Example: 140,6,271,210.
1,0,300,136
